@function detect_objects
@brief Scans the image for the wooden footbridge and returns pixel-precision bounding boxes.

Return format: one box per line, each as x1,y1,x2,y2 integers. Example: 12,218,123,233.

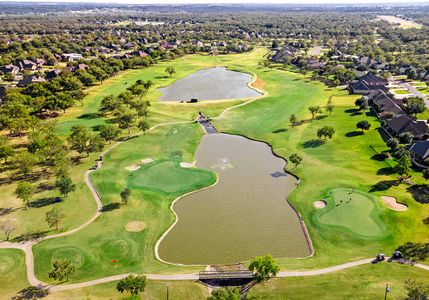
199,270,254,280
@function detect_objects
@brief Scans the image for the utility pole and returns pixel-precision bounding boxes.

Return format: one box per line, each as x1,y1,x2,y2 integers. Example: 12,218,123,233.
166,284,169,300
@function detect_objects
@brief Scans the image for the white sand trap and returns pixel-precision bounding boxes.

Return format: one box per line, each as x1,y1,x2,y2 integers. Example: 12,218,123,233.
180,162,194,168
125,221,146,232
141,158,155,165
314,200,327,209
125,164,141,171
381,196,408,212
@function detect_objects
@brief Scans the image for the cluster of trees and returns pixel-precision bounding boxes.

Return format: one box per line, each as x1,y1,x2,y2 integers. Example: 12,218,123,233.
100,79,152,134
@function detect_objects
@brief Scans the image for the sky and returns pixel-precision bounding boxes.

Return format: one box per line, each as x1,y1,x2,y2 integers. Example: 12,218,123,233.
1,0,429,3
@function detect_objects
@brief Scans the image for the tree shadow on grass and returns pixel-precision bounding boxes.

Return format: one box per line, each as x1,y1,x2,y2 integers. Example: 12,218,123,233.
345,131,363,137
315,115,328,121
369,180,399,192
29,197,61,208
78,113,103,119
376,167,395,175
12,286,48,300
272,128,288,134
302,139,325,148
12,230,51,242
407,185,429,204
371,153,389,161
100,202,121,212
0,207,18,216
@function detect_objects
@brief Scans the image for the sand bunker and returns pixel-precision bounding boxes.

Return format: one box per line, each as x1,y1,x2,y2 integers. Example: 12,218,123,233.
125,164,141,171
381,196,408,212
180,162,193,168
141,158,154,165
314,200,327,209
125,221,146,232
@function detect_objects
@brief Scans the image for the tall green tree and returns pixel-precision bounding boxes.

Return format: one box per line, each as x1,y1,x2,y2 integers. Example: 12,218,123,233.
248,254,280,282
289,153,303,168
165,67,176,77
208,287,241,300
45,207,65,230
120,187,131,205
317,126,335,140
56,176,76,198
48,259,75,282
15,181,35,208
0,136,14,163
356,120,371,133
394,154,412,181
116,274,146,295
402,97,425,117
308,106,322,120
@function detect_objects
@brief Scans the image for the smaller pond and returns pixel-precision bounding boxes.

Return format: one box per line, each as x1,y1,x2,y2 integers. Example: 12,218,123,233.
158,67,261,101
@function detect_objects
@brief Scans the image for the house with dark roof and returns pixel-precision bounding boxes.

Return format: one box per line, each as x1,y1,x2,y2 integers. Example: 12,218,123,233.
45,69,62,81
0,64,20,75
271,44,300,63
17,75,46,87
71,63,89,72
371,90,405,119
409,141,429,167
36,58,46,67
386,114,428,140
130,50,148,58
18,60,37,71
348,73,388,94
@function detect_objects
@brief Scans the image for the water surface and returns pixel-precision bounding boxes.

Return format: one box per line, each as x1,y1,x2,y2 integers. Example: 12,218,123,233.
158,134,309,265
158,67,261,101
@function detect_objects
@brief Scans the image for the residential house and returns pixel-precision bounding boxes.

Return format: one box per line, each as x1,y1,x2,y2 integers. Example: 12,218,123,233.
63,53,83,62
371,90,405,119
123,42,135,49
17,75,46,87
45,69,62,81
271,44,299,63
36,58,46,67
71,63,89,72
130,51,148,58
409,141,429,166
18,60,37,71
0,64,20,75
348,73,388,94
386,114,428,140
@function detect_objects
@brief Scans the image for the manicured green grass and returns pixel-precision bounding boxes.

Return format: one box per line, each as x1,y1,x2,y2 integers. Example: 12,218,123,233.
391,89,410,95
44,280,208,299
0,249,29,299
248,263,429,299
316,188,386,238
128,160,215,195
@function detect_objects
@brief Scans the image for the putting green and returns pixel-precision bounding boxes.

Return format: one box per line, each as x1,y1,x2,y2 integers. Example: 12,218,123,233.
315,189,386,238
128,160,215,195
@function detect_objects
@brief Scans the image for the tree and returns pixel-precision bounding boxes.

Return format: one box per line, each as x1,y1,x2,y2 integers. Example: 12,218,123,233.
120,188,131,205
289,114,297,126
289,153,303,168
48,259,75,282
387,138,400,151
404,279,429,300
56,176,75,198
13,152,37,177
325,103,334,114
116,274,146,295
0,136,14,163
403,97,425,117
68,125,90,156
248,254,280,282
15,181,35,208
399,132,414,145
317,126,335,140
100,95,119,114
308,106,322,120
114,105,137,134
3,72,14,82
423,169,429,180
356,120,371,133
165,67,176,77
1,220,15,241
394,154,412,180
137,119,149,134
355,97,368,111
99,124,121,143
208,287,241,300
45,207,64,230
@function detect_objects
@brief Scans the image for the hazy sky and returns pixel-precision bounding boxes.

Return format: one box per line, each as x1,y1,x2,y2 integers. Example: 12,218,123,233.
2,0,429,3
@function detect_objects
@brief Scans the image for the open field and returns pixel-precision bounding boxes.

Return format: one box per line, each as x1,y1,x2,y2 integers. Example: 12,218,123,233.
377,15,422,29
1,48,428,299
0,249,29,299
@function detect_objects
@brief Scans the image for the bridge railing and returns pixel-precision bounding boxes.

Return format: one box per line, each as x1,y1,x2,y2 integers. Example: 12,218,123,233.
199,270,254,280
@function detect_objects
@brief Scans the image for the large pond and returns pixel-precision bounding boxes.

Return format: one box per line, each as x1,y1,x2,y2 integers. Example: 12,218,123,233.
157,134,310,265
158,67,261,101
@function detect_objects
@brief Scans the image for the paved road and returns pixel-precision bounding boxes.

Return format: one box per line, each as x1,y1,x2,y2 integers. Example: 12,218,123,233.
389,78,429,108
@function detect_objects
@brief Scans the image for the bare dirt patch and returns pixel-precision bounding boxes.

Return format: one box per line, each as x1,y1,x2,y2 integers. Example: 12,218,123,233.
381,196,408,212
377,15,421,29
314,200,327,209
125,221,146,232
251,78,265,91
141,158,154,165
